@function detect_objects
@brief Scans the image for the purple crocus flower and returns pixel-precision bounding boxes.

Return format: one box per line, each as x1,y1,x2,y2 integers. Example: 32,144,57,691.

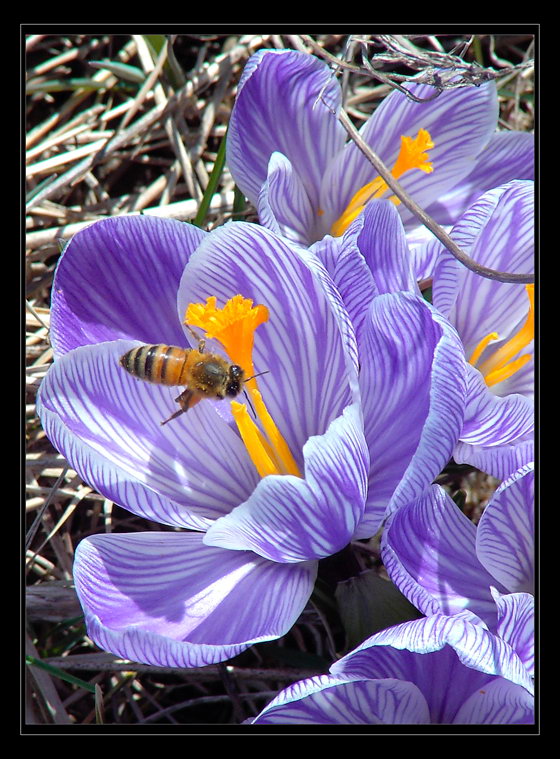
36,214,467,667
227,49,533,248
246,612,534,724
314,180,534,482
381,462,534,676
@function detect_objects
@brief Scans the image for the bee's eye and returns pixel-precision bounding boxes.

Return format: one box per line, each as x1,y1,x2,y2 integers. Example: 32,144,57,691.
230,365,244,380
225,381,241,397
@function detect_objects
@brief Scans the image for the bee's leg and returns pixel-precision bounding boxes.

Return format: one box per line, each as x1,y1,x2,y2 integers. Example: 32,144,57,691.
186,325,206,353
160,388,202,425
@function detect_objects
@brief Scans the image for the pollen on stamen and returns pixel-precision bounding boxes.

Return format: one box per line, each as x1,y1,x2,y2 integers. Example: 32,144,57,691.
185,295,269,380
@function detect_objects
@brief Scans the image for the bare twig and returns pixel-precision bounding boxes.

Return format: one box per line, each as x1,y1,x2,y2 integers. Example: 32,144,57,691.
299,33,533,102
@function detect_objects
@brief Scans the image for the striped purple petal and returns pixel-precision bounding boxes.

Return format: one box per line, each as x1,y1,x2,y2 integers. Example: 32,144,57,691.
177,222,354,464
74,531,317,668
356,292,466,536
203,403,368,562
50,215,206,356
257,151,320,245
381,485,507,628
492,590,534,677
452,676,534,724
460,364,534,446
424,131,534,226
227,49,346,209
331,614,534,716
249,675,430,725
476,463,534,593
353,199,419,295
36,340,259,529
310,228,378,346
454,435,534,480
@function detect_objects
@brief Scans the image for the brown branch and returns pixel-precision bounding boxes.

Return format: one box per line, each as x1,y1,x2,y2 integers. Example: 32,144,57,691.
338,109,534,285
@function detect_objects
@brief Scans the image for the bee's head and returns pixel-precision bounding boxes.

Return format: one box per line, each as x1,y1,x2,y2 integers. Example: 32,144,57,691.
225,365,245,397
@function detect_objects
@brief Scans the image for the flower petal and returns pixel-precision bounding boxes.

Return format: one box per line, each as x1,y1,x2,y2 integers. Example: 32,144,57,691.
331,613,534,699
50,216,206,356
476,463,534,593
250,675,430,724
37,340,259,528
460,364,534,447
424,131,534,226
227,49,346,209
74,531,317,668
452,677,534,725
357,292,466,536
454,436,534,480
353,199,419,295
310,228,378,345
257,151,319,245
381,485,506,627
492,590,534,677
203,403,369,562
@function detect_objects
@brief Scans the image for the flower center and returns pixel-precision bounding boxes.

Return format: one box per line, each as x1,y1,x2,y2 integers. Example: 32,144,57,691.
468,285,534,387
185,295,301,478
329,128,435,237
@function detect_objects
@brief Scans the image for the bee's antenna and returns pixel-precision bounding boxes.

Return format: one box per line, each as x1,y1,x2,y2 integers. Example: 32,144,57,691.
242,370,269,419
244,370,270,382
243,389,256,418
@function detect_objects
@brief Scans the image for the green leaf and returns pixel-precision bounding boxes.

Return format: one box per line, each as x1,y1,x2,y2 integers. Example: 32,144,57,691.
421,286,433,304
89,60,146,84
142,35,185,90
233,185,247,221
26,655,96,693
335,569,423,651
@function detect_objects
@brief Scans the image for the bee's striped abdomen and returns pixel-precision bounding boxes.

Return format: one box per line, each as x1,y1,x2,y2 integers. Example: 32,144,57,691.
120,345,191,386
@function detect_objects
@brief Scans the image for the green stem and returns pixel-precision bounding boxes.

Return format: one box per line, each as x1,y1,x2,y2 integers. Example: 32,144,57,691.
193,131,228,229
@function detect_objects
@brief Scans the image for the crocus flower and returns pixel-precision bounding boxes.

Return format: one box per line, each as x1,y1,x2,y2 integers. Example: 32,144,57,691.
227,49,533,248
381,462,534,676
36,214,467,667
246,612,534,724
311,180,534,482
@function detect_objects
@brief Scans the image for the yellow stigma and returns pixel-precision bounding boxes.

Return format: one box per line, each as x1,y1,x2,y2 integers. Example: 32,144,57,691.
330,128,434,237
185,295,302,478
468,285,534,388
186,295,269,388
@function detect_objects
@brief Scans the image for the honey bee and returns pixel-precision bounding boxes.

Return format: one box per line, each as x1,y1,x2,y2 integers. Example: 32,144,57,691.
119,337,264,425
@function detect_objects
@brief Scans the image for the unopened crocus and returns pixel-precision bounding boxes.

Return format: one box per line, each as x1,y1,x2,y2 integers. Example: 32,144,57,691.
246,613,534,724
37,214,467,667
381,462,534,676
227,49,533,248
